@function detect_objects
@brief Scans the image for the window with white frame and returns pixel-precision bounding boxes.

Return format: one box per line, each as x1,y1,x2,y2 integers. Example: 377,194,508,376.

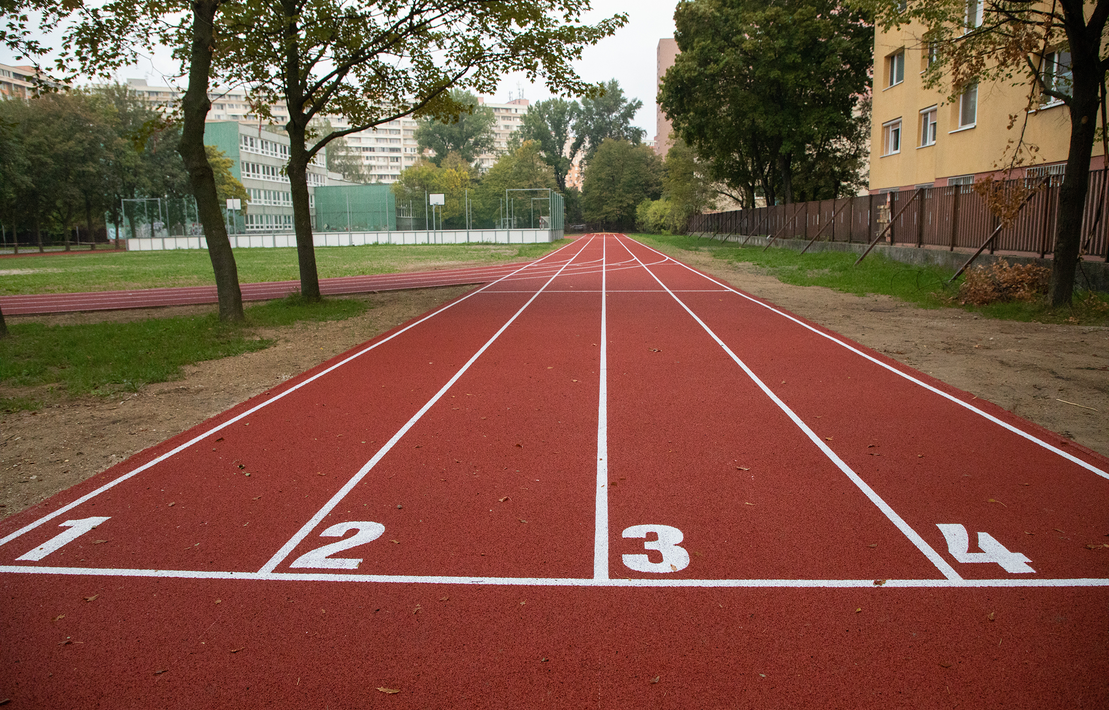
887,49,905,87
919,106,937,146
1041,50,1072,104
958,84,977,128
965,0,983,29
882,118,902,155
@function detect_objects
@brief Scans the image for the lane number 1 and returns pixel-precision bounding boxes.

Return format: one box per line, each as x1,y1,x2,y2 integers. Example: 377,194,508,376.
937,523,1034,574
622,524,690,573
16,517,111,562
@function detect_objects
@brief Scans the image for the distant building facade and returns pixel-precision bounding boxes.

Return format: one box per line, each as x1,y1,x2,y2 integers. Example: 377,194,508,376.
655,38,679,157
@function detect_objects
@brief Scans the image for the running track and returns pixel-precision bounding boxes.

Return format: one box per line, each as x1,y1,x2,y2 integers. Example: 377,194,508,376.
0,263,524,315
1,235,1107,708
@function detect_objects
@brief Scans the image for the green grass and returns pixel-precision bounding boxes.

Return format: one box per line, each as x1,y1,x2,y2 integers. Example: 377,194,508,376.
634,233,1109,326
0,296,369,399
0,241,568,295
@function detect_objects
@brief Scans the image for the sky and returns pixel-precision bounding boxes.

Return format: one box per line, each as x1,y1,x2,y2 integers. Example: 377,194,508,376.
0,0,679,137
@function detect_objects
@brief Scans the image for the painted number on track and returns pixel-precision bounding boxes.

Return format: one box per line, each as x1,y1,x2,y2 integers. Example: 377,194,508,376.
937,523,1034,574
622,524,690,573
16,517,111,562
290,521,385,570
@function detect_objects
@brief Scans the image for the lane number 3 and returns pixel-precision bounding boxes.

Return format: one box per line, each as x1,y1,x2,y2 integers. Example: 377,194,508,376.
622,524,690,573
291,521,385,570
937,523,1034,574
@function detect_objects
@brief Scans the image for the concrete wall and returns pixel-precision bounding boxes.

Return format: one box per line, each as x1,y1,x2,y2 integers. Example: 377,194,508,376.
124,228,561,252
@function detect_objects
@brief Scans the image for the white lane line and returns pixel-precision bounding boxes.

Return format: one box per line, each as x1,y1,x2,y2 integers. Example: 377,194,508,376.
258,237,597,574
594,237,609,581
615,235,962,581
0,240,586,551
631,239,1109,481
2,565,1106,588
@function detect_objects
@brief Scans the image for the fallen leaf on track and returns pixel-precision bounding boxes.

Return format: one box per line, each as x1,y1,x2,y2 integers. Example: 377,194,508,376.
988,611,996,621
499,496,509,502
230,648,244,654
84,595,98,602
377,687,401,695
988,498,1007,507
649,676,660,684
873,580,887,586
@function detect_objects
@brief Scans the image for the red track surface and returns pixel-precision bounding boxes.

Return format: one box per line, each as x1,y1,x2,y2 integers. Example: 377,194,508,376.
2,235,1107,708
0,263,526,315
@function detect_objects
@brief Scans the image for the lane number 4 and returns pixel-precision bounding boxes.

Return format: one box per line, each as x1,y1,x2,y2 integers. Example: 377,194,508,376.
937,523,1034,574
290,521,385,570
622,524,690,573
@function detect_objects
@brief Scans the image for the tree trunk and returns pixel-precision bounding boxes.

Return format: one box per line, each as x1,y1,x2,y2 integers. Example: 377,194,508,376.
281,0,322,302
286,127,321,301
1048,18,1102,307
86,194,96,251
0,303,7,338
178,0,244,322
34,214,43,252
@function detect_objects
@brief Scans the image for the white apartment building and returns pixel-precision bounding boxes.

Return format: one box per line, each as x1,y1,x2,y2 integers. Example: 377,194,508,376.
124,79,527,183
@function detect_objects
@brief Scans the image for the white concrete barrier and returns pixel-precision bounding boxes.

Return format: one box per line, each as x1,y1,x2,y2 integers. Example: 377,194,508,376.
125,229,561,251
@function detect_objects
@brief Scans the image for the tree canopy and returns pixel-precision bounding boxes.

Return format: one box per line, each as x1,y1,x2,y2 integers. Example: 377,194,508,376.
416,90,496,168
518,97,580,192
581,138,663,231
573,79,645,166
659,0,872,206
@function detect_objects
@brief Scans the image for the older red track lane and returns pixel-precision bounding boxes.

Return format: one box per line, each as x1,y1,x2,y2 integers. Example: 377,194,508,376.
1,234,1106,709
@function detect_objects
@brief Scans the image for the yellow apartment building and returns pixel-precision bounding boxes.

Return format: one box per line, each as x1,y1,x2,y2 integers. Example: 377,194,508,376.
869,15,1103,193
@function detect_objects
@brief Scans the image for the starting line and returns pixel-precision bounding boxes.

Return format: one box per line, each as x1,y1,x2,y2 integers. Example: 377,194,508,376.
2,565,1107,587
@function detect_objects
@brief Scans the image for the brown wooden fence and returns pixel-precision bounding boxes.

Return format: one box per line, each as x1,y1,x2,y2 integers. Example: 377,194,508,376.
688,170,1109,261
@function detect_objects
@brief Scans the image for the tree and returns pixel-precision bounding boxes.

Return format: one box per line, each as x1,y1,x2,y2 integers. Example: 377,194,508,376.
216,0,626,302
519,97,580,191
662,141,717,233
573,79,645,166
416,90,496,168
861,0,1108,306
474,140,558,227
658,0,872,206
392,153,474,228
582,138,663,231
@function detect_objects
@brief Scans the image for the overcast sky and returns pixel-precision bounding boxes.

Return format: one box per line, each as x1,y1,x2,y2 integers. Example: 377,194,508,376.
0,0,678,136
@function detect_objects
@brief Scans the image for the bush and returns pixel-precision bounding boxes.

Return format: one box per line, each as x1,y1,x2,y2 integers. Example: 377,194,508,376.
958,258,1050,305
636,198,672,234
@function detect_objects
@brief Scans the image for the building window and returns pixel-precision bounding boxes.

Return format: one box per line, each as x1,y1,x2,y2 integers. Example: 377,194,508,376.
882,118,902,155
965,0,983,29
919,106,937,146
958,83,977,127
887,49,906,87
1041,50,1072,104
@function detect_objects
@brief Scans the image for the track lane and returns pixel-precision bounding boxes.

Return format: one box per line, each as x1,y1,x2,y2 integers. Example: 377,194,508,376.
0,241,592,575
619,236,1109,583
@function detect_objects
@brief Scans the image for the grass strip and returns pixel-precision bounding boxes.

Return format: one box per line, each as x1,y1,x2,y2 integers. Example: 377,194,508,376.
0,241,567,295
0,296,368,400
634,233,1109,326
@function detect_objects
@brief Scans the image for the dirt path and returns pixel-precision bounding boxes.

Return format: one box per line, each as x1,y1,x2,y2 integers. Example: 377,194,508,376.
3,251,1106,520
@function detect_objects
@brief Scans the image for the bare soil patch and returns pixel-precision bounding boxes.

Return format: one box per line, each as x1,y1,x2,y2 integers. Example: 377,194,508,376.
3,260,1107,520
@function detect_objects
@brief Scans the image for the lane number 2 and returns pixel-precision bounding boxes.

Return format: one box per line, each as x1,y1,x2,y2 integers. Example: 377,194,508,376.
16,517,111,562
937,523,1034,574
622,524,690,573
290,521,385,570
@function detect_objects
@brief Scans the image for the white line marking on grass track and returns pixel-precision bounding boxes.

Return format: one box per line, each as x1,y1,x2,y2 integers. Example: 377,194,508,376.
259,237,598,575
614,235,963,581
2,565,1107,587
629,239,1109,481
0,239,586,551
594,237,610,581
